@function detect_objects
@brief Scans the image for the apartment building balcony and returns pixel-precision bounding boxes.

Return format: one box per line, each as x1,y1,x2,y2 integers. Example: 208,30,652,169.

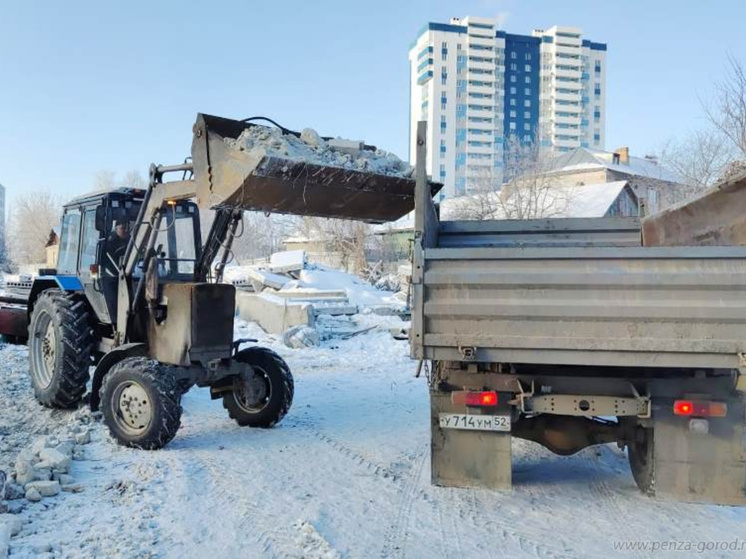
467,82,495,96
465,143,493,155
466,119,493,131
555,67,581,79
468,35,495,48
554,44,581,56
467,59,495,72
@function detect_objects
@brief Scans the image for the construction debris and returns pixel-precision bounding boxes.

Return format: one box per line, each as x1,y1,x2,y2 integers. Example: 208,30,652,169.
225,124,414,178
282,325,320,349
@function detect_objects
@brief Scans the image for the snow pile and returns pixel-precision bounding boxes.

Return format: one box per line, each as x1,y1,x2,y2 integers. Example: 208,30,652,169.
298,264,405,311
225,125,414,178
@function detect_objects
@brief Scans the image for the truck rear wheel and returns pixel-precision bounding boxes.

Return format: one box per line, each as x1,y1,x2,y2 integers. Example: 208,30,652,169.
28,290,93,408
100,357,182,450
628,426,655,496
222,347,294,428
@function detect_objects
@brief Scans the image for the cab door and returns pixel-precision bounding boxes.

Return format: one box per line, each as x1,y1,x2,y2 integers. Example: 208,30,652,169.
79,204,112,323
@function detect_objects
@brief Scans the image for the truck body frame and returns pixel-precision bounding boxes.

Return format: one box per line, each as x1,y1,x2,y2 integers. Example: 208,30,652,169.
410,122,746,505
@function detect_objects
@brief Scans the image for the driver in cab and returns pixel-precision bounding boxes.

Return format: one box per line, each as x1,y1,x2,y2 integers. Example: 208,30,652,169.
104,219,130,277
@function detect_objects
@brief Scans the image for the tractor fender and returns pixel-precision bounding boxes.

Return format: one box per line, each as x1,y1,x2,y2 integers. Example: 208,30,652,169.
28,276,84,316
89,343,148,411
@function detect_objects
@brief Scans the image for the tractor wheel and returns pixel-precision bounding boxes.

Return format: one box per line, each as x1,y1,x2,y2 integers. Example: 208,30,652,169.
222,347,294,428
628,425,655,496
28,290,93,408
100,357,182,450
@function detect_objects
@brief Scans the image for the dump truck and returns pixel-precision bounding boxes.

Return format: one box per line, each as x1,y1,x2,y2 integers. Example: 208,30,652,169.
410,122,746,505
0,114,429,449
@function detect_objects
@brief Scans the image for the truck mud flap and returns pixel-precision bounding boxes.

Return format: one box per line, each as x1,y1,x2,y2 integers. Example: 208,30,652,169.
430,389,512,490
653,397,746,505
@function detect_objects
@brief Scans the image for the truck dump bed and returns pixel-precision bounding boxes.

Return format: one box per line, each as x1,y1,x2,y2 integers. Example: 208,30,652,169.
411,216,746,369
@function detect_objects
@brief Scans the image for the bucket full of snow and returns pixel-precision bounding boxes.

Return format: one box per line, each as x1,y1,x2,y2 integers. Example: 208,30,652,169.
191,113,441,223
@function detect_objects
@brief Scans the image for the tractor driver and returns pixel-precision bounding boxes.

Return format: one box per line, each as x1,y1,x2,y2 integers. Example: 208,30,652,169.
102,220,130,322
104,220,130,277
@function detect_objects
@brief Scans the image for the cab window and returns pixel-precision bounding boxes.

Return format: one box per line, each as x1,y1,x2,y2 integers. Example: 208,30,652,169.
57,210,81,274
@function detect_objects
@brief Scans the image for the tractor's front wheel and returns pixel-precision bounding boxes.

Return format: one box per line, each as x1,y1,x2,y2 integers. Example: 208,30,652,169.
223,347,294,428
28,290,93,408
100,357,182,450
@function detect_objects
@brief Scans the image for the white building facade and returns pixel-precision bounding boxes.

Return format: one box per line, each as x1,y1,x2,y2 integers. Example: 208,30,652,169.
408,17,607,198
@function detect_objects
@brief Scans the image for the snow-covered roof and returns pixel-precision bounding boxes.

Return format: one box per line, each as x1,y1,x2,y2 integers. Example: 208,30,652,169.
440,181,633,220
546,148,682,183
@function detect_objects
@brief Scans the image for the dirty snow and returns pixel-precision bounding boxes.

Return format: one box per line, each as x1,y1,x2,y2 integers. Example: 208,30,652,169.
225,124,414,178
3,321,746,557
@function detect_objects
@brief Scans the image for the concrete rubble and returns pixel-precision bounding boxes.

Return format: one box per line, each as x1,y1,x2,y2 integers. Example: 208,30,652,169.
0,420,93,556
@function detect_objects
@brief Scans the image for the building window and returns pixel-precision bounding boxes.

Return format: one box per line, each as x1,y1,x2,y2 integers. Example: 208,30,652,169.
524,100,531,108
510,75,516,83
525,76,531,84
595,61,601,73
511,51,517,59
510,63,517,71
510,86,516,94
523,134,532,142
524,123,531,131
439,164,446,180
509,122,516,131
509,110,516,118
440,139,446,155
525,52,532,61
525,64,531,72
524,88,531,95
594,85,602,96
510,98,516,106
441,116,446,133
524,111,530,119
594,133,600,142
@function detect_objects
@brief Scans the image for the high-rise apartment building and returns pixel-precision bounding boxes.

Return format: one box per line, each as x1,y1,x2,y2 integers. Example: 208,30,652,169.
408,16,607,198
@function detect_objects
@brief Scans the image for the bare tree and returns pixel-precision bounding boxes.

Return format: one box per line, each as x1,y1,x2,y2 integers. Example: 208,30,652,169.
8,190,61,265
446,136,573,220
122,170,147,189
657,129,734,202
93,170,117,192
705,55,746,158
296,217,370,274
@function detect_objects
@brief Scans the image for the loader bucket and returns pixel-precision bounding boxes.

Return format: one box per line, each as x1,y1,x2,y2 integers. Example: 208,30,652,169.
191,113,440,223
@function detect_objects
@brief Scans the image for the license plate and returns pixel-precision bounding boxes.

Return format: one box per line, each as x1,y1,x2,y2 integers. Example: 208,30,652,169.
439,413,511,432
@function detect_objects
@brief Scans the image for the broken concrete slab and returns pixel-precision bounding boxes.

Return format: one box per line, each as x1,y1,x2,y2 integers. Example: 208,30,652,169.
269,250,306,274
246,268,292,291
24,481,60,498
282,325,320,349
274,289,348,301
236,292,314,335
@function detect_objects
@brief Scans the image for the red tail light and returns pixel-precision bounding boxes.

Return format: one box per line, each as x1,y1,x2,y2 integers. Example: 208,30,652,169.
673,400,727,418
451,391,499,407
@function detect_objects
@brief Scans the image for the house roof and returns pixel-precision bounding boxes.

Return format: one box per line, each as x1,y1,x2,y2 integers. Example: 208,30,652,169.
440,180,634,220
546,148,682,183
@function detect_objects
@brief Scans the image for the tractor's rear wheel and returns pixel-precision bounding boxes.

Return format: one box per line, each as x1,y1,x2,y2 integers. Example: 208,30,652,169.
628,425,655,496
28,290,93,408
222,347,294,428
100,357,182,450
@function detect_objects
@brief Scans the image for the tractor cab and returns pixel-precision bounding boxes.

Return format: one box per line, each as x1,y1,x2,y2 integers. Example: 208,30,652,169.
43,188,201,328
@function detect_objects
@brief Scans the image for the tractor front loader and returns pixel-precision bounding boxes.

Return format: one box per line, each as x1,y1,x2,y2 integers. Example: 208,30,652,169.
22,113,429,449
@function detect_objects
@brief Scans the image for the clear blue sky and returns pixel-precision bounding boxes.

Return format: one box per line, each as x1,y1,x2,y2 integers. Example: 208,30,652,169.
1,0,744,205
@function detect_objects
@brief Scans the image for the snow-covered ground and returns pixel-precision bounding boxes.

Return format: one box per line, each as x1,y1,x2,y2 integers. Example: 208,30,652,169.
3,317,746,558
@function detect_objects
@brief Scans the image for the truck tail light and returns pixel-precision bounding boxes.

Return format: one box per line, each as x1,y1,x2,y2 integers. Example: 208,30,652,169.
451,390,499,407
673,400,727,418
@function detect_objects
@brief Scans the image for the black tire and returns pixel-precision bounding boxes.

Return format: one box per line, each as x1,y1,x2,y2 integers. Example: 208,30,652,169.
100,357,182,450
222,347,294,428
628,425,655,496
28,290,93,408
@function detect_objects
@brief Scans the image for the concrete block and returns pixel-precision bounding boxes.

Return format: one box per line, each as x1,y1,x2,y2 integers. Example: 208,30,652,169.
269,250,306,274
246,268,291,291
236,292,314,335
